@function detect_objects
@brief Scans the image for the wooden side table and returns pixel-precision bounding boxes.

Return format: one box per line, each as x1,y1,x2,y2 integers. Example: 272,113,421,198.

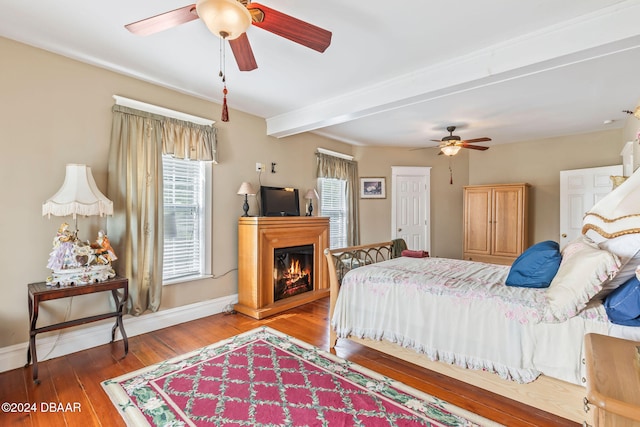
25,276,129,384
584,333,640,426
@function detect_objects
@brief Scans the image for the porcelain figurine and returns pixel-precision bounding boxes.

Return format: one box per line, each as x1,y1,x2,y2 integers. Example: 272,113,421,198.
46,223,116,286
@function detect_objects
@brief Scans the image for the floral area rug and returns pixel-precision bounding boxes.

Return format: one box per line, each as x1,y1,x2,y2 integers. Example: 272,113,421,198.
102,326,501,426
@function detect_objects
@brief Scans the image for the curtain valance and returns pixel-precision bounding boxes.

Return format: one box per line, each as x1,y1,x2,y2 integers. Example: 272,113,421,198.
112,105,218,163
316,152,357,180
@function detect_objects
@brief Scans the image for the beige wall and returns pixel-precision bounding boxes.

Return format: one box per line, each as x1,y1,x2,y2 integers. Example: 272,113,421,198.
353,129,631,258
1,35,639,351
468,130,626,244
0,37,351,347
353,146,470,259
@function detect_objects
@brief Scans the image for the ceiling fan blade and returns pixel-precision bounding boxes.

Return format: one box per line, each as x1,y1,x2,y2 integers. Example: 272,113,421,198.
247,3,331,52
125,4,198,36
229,33,258,71
461,137,491,143
462,144,489,151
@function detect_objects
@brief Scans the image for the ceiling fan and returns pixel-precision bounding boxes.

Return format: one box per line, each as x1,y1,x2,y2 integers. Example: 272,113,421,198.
435,126,491,156
125,0,332,72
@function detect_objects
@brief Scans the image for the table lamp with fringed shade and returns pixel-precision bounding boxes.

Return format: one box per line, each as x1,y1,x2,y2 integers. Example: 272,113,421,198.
43,164,113,235
42,164,116,286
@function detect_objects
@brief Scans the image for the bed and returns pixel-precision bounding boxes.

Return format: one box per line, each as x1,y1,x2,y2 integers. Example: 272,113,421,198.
325,172,640,425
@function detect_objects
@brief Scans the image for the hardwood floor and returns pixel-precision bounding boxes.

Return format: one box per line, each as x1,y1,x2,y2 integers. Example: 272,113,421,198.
1,298,578,426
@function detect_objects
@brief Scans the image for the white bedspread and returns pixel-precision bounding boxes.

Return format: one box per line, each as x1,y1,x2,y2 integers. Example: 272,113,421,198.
331,257,616,385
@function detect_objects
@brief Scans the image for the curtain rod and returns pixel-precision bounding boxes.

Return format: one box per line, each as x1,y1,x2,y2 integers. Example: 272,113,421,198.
113,95,215,126
317,147,354,161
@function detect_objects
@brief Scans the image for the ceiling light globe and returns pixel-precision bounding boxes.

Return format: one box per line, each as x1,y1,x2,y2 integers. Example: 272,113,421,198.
196,0,252,40
440,145,462,156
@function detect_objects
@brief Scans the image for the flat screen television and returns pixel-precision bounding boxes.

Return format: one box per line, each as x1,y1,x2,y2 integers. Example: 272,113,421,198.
260,186,301,217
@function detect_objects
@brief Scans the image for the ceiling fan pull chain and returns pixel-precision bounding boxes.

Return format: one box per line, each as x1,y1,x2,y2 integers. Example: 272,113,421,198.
219,35,225,82
449,158,453,185
219,34,230,122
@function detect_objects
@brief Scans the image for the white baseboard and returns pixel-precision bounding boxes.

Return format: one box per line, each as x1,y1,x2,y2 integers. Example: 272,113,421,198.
0,294,238,375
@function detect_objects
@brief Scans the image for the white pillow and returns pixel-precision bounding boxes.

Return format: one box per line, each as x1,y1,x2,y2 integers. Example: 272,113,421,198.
582,169,640,238
544,235,620,322
597,233,640,293
584,228,607,244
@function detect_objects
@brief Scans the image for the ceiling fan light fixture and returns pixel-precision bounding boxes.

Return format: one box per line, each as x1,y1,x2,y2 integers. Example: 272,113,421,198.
623,107,640,120
440,145,462,156
196,0,252,40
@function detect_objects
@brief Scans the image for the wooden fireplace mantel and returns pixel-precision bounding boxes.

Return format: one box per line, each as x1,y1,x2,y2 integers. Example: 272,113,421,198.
235,216,330,319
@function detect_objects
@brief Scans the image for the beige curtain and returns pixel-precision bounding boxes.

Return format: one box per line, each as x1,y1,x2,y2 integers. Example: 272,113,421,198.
107,105,217,315
316,153,360,246
163,118,218,163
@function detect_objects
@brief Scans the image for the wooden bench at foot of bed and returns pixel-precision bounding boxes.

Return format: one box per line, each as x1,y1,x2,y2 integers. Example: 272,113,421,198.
324,242,593,425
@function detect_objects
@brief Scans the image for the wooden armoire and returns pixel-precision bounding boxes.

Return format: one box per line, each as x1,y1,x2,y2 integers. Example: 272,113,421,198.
463,183,530,265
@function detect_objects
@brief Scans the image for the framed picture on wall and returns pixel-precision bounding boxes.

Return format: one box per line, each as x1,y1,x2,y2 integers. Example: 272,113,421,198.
360,177,386,199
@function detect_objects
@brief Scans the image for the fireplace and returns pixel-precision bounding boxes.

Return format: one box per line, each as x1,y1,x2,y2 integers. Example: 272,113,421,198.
274,245,314,301
236,216,329,319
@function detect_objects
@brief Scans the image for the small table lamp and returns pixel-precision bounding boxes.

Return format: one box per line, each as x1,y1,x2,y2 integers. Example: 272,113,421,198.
305,188,319,216
237,182,257,217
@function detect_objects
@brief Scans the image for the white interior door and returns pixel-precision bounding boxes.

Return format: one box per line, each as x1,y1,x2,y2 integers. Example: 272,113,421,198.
391,166,431,252
560,164,622,248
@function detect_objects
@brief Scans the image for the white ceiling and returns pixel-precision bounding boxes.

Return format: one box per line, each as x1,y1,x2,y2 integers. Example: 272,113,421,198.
2,0,639,148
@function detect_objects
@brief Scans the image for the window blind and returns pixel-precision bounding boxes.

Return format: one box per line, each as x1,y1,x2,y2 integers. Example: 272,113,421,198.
319,178,347,249
162,156,205,281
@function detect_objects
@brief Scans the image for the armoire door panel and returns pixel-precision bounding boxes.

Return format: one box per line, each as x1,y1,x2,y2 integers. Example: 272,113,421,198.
464,188,491,255
492,186,524,257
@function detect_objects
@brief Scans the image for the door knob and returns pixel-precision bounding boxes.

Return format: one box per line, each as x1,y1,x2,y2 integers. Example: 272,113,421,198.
398,228,402,232
562,233,567,238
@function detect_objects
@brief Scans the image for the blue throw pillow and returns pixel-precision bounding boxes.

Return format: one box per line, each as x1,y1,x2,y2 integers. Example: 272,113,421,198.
505,241,562,288
604,275,640,326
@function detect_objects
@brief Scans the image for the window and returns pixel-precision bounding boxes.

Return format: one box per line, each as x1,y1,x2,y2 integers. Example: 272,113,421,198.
162,155,212,284
318,178,347,249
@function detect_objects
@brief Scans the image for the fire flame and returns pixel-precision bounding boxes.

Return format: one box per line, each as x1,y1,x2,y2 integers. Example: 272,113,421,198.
289,259,301,276
274,255,313,301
